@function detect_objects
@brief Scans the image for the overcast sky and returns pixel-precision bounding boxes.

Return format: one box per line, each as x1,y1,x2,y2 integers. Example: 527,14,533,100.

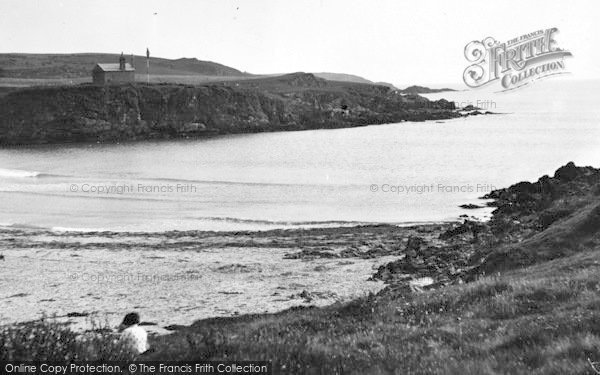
1,0,598,85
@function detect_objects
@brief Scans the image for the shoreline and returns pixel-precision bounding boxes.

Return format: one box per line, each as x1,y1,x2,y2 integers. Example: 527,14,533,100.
0,219,462,236
0,75,499,146
0,221,466,334
4,162,600,373
0,108,493,150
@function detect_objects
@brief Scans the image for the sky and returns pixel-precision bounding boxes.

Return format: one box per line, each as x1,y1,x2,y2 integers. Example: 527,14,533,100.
1,0,599,85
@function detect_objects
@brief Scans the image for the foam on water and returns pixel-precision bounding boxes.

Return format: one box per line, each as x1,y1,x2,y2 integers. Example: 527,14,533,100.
0,168,41,178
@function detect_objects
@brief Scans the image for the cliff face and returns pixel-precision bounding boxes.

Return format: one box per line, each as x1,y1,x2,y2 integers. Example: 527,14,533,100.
0,73,458,145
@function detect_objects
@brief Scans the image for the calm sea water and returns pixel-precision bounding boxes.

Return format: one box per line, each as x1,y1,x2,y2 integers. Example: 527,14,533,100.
1,77,599,232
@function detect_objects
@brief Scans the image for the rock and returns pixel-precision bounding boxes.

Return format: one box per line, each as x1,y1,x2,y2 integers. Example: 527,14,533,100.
481,162,600,236
554,161,579,181
371,257,421,282
284,249,339,259
164,324,186,331
0,82,463,145
299,290,314,302
409,277,435,291
339,247,361,258
440,222,471,240
214,264,257,273
459,203,483,209
66,312,89,318
182,122,207,132
511,181,538,194
405,236,426,255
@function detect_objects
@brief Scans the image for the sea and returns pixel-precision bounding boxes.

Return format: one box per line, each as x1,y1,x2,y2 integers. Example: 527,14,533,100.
1,77,599,233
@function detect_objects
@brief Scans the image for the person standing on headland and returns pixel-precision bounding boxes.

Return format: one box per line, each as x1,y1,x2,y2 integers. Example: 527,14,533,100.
118,312,148,354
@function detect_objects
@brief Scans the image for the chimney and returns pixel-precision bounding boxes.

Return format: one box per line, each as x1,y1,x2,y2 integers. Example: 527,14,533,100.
119,52,126,71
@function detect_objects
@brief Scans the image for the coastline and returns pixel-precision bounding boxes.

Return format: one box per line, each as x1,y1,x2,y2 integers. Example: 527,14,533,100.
3,162,600,373
0,222,460,334
8,162,591,334
0,74,495,146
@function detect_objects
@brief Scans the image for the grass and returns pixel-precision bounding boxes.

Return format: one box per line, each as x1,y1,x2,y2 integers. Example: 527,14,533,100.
0,53,248,79
136,246,600,374
0,318,136,362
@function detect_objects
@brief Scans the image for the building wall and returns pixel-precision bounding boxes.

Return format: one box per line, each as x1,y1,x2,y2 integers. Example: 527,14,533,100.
92,70,105,85
92,71,135,85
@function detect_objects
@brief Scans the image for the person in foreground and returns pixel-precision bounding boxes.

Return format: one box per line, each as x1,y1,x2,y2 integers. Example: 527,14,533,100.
118,312,148,354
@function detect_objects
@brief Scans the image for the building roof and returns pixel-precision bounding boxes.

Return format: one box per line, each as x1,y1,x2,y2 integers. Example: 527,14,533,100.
94,63,135,72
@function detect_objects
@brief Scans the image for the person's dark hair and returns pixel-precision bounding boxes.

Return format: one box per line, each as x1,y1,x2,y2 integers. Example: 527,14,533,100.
121,312,140,327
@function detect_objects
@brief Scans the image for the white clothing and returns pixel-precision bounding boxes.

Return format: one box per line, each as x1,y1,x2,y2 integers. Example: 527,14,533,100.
120,324,148,354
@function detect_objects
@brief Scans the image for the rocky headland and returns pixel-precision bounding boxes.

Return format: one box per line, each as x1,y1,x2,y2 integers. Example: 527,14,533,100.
369,162,600,293
0,73,466,145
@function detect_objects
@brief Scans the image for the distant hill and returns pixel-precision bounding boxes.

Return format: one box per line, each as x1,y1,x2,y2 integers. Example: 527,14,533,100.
399,85,457,94
0,53,249,79
313,72,373,84
314,72,396,88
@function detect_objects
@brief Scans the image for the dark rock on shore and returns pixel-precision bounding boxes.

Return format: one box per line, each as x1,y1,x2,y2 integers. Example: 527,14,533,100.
439,220,484,242
482,162,600,235
371,163,600,290
371,232,475,286
459,203,483,209
461,104,480,111
66,312,89,318
471,201,600,276
284,248,339,259
465,162,600,277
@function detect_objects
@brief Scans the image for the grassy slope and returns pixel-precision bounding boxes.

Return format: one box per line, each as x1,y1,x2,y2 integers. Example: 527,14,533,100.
0,53,248,78
0,54,399,90
141,166,600,374
313,72,375,85
0,53,253,93
145,247,600,374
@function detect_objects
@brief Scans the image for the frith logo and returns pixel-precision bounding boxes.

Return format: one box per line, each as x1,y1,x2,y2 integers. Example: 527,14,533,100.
463,28,572,91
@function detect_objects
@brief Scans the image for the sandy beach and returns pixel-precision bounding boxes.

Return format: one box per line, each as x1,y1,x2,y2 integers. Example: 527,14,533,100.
0,224,452,334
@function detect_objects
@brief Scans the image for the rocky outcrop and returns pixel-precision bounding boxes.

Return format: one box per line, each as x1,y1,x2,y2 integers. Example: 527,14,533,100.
372,163,600,288
0,74,459,145
466,162,600,276
371,235,473,285
483,162,600,235
472,201,600,276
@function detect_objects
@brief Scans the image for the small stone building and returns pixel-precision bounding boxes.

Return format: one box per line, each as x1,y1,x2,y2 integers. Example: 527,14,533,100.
92,53,135,85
